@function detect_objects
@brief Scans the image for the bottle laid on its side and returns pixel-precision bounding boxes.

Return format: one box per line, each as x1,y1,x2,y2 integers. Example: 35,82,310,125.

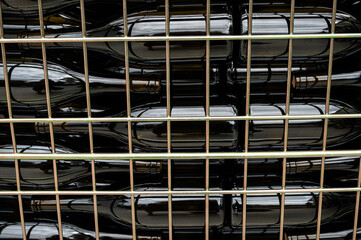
1,139,359,189
0,95,239,151
222,223,361,240
0,188,225,230
6,2,361,67
3,92,361,151
231,182,356,229
0,60,159,103
229,63,361,150
233,156,360,188
246,96,361,150
237,0,361,64
0,141,224,191
0,181,356,230
0,59,224,114
229,59,361,95
0,0,228,18
1,220,360,240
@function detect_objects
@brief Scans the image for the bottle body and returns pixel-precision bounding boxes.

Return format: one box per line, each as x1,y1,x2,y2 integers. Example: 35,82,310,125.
8,2,361,67
4,93,361,151
0,183,355,230
239,5,361,63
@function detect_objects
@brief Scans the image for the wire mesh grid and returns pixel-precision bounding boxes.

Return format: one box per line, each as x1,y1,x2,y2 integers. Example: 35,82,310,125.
0,0,360,240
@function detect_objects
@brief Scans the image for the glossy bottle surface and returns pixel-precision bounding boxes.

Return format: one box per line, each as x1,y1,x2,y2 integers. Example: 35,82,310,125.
16,5,233,66
0,140,224,190
10,2,361,66
231,184,353,227
25,191,224,228
5,94,361,151
248,98,361,150
33,103,239,151
1,220,360,240
239,2,361,63
0,184,355,230
0,61,160,108
233,156,360,188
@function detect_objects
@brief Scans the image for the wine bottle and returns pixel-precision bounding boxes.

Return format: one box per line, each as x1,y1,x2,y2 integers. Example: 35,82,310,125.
1,0,119,17
239,1,361,63
1,0,232,44
4,92,361,151
229,63,361,150
0,139,224,190
1,139,358,190
0,60,160,105
0,59,224,112
11,3,361,66
1,220,361,239
0,0,228,18
231,183,355,228
0,191,224,229
233,156,360,188
0,182,354,229
0,220,133,239
228,65,361,149
247,96,361,150
229,61,361,93
34,102,239,151
223,223,361,240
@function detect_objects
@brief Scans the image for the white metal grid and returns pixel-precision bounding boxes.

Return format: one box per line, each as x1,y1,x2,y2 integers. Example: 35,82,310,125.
0,0,360,240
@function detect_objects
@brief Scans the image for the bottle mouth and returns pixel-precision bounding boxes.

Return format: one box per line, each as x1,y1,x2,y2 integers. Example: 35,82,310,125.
130,79,161,93
134,161,162,174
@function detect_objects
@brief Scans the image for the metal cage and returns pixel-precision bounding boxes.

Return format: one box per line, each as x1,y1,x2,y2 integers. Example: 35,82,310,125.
0,0,361,239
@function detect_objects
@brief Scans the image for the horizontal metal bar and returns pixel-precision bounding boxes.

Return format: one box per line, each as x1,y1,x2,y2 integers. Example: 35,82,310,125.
0,150,360,160
1,33,361,43
0,187,360,196
1,113,361,123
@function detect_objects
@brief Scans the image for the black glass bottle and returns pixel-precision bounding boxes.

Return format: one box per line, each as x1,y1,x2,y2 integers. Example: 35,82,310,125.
1,220,360,240
233,156,360,188
3,92,361,151
7,2,361,67
0,182,356,230
231,183,356,228
0,59,225,112
0,146,223,191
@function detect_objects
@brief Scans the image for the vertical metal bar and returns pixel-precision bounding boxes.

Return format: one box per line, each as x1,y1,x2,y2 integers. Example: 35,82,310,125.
353,157,361,240
316,1,337,239
37,0,63,238
279,1,295,240
165,0,173,239
79,0,99,239
242,1,253,239
205,0,211,239
122,0,136,238
0,4,26,239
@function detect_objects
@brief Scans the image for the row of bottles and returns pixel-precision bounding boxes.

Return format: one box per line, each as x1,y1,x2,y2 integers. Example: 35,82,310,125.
0,160,359,230
0,187,355,228
3,54,361,108
2,59,361,151
0,133,360,230
1,219,360,239
1,95,361,152
2,0,361,67
1,0,361,239
1,139,360,190
0,139,360,236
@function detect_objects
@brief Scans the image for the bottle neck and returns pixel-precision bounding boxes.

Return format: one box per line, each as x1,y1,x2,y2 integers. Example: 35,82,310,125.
293,70,361,90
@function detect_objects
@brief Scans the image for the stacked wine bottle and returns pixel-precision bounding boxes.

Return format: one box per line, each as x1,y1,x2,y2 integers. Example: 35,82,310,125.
1,0,361,239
